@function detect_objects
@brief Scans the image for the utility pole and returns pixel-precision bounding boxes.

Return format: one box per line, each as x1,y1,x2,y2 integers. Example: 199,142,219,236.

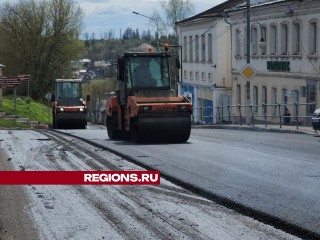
246,0,251,125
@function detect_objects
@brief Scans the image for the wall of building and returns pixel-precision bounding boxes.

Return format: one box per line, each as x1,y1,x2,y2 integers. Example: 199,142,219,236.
229,0,320,125
177,18,232,124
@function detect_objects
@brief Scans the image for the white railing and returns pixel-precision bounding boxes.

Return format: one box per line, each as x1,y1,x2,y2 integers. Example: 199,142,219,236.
192,102,316,129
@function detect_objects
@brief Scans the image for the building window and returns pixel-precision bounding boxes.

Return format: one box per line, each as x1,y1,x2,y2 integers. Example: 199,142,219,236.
292,22,301,55
282,88,287,103
208,34,212,61
270,24,277,55
195,71,199,80
184,70,187,79
195,35,199,62
280,22,289,55
292,90,299,116
252,27,258,55
235,29,241,57
183,36,187,61
253,86,258,112
189,71,193,80
201,72,206,81
201,34,206,62
307,82,316,113
237,84,241,105
271,87,277,115
262,86,267,114
309,20,318,55
208,73,212,82
261,26,267,55
189,36,193,61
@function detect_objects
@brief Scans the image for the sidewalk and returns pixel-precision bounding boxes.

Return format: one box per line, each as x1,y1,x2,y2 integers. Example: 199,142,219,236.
192,123,318,135
89,122,317,135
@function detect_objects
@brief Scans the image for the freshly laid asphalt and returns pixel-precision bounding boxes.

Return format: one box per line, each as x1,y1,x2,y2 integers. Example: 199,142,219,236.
56,123,320,239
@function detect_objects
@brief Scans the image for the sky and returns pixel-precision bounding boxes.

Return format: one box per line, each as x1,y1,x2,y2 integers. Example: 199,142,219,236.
77,0,226,38
0,0,226,39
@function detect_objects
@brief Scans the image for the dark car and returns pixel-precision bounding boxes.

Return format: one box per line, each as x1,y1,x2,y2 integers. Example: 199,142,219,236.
312,108,320,130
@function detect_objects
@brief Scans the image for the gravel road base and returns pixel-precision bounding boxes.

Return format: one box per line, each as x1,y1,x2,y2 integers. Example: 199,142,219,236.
0,149,38,240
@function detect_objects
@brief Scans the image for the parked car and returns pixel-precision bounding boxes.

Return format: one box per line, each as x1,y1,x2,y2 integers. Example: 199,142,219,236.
312,108,320,130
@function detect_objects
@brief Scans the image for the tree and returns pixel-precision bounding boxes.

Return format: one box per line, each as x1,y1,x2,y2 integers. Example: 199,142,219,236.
150,10,166,37
123,27,133,39
0,0,84,99
82,79,117,123
159,0,194,37
135,28,140,39
84,32,90,47
141,29,152,41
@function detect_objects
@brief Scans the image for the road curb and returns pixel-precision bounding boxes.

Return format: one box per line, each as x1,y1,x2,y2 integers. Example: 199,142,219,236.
192,125,316,135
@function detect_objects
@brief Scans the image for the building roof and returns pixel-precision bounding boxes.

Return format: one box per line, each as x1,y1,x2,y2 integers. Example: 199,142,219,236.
133,43,155,52
176,0,245,24
176,0,285,25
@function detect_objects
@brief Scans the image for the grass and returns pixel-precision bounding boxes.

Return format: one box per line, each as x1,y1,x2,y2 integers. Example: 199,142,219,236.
0,118,30,129
0,96,52,127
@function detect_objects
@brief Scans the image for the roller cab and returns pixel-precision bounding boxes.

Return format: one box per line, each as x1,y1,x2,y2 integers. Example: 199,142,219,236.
106,49,192,142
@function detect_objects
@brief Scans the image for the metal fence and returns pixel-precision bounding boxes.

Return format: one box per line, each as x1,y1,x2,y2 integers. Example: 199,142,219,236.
192,102,316,129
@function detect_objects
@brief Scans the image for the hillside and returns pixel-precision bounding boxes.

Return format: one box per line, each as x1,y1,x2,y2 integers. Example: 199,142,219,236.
0,97,52,128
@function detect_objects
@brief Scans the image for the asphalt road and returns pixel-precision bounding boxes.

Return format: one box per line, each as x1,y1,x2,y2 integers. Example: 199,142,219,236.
60,127,320,238
1,129,300,240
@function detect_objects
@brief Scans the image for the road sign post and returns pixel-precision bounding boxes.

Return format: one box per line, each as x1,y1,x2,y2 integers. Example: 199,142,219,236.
0,75,31,117
240,63,256,125
244,0,251,125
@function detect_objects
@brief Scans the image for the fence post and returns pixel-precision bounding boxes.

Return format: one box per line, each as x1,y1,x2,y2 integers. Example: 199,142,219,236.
295,102,299,130
211,106,213,125
217,106,220,124
238,104,242,126
263,103,267,127
228,104,231,124
250,104,254,126
278,103,282,128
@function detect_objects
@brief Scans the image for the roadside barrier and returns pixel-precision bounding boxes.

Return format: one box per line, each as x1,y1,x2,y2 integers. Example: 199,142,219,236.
192,102,316,129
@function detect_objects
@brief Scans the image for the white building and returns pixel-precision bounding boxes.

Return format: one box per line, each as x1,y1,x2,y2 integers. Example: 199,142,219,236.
227,0,320,125
176,0,239,124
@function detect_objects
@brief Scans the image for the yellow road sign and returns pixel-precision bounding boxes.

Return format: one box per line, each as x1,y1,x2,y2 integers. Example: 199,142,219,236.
240,64,257,82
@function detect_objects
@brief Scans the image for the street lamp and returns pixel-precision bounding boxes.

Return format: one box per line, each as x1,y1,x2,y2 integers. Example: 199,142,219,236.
251,22,267,49
132,11,159,47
